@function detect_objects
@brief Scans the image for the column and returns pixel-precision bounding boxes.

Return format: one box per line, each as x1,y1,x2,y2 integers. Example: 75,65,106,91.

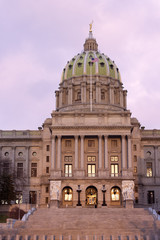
75,136,78,169
55,91,59,109
104,135,108,169
25,147,29,178
123,90,127,109
51,136,56,169
80,135,84,169
155,146,158,176
120,90,123,107
98,135,102,169
59,90,62,107
109,86,114,104
57,136,61,169
68,85,73,105
96,82,100,103
122,136,126,169
127,136,132,169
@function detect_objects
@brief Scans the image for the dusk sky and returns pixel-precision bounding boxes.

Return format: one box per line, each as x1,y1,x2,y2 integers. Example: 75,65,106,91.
0,0,160,130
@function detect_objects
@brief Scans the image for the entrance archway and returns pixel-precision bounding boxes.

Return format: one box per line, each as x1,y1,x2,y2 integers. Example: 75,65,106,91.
110,186,121,205
62,186,73,206
86,186,97,206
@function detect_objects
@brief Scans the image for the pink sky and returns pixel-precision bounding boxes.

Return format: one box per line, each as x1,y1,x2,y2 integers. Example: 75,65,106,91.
0,0,160,130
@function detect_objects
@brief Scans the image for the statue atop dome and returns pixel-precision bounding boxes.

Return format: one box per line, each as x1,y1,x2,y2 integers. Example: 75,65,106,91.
89,21,93,32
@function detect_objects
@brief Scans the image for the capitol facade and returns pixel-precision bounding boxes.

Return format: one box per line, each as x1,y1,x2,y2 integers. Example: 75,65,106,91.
0,28,160,209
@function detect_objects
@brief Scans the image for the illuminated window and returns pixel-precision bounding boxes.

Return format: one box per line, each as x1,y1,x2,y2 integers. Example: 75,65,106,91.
65,140,72,147
111,164,119,177
87,156,96,162
88,164,96,177
31,163,37,177
88,140,95,147
17,163,23,178
146,162,152,177
64,187,72,201
134,166,137,173
65,164,72,177
64,156,72,162
111,187,120,201
110,156,118,162
16,192,23,204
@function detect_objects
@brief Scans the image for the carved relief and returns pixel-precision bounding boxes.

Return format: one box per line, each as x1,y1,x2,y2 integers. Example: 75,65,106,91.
122,180,134,200
50,181,61,200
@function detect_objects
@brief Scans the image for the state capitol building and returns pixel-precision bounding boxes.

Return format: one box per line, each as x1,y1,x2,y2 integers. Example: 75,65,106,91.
0,28,160,209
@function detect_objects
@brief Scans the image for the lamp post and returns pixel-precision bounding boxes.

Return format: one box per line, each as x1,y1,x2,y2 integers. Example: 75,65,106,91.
102,185,107,206
77,185,82,206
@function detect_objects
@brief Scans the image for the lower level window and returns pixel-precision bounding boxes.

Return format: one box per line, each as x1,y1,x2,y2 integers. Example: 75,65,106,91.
111,164,119,177
147,191,155,204
64,187,72,201
146,162,152,177
65,164,72,177
16,191,23,204
111,188,120,201
88,164,96,177
29,191,37,204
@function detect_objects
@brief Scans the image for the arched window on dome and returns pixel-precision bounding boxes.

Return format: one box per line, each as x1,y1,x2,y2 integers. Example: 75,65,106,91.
114,89,120,105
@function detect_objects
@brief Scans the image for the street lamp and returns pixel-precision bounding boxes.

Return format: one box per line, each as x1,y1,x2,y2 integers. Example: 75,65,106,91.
102,185,107,206
77,185,82,206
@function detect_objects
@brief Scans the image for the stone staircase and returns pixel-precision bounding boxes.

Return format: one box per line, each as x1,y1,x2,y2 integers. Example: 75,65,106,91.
14,207,160,239
1,207,160,239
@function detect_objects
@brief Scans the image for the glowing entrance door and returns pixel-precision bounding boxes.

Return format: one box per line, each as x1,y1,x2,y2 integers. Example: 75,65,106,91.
86,186,97,206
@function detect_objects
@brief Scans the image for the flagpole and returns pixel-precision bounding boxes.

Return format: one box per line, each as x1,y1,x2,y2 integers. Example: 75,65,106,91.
90,63,92,112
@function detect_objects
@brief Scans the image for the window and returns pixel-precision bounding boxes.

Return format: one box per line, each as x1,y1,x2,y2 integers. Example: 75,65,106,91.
17,163,23,178
133,145,137,151
147,191,155,204
134,166,137,173
65,164,72,177
88,140,95,147
135,186,138,193
64,187,72,201
146,162,152,177
3,162,10,175
111,140,118,148
4,152,9,157
46,187,49,193
29,191,37,204
45,197,49,204
32,152,37,156
101,90,105,100
64,156,72,162
46,167,49,174
18,152,23,157
46,156,50,162
134,156,137,162
77,91,81,101
88,164,96,177
31,163,37,177
111,164,119,177
65,140,72,147
110,156,118,162
16,192,23,204
46,145,50,151
111,187,120,201
87,156,96,162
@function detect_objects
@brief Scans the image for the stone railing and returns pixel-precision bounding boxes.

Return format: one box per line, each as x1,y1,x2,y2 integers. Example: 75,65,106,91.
0,234,159,240
0,130,42,139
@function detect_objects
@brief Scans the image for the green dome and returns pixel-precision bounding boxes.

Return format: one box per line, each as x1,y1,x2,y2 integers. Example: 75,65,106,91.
61,51,121,82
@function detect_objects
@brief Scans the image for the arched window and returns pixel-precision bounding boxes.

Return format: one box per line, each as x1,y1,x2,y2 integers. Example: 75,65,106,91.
63,187,73,202
111,187,120,201
86,186,97,205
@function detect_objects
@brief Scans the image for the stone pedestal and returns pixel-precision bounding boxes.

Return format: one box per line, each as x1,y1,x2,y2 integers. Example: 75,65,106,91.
50,199,59,208
122,180,134,208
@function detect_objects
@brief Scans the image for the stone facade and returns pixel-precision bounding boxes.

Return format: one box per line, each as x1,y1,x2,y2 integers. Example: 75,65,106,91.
0,30,160,209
